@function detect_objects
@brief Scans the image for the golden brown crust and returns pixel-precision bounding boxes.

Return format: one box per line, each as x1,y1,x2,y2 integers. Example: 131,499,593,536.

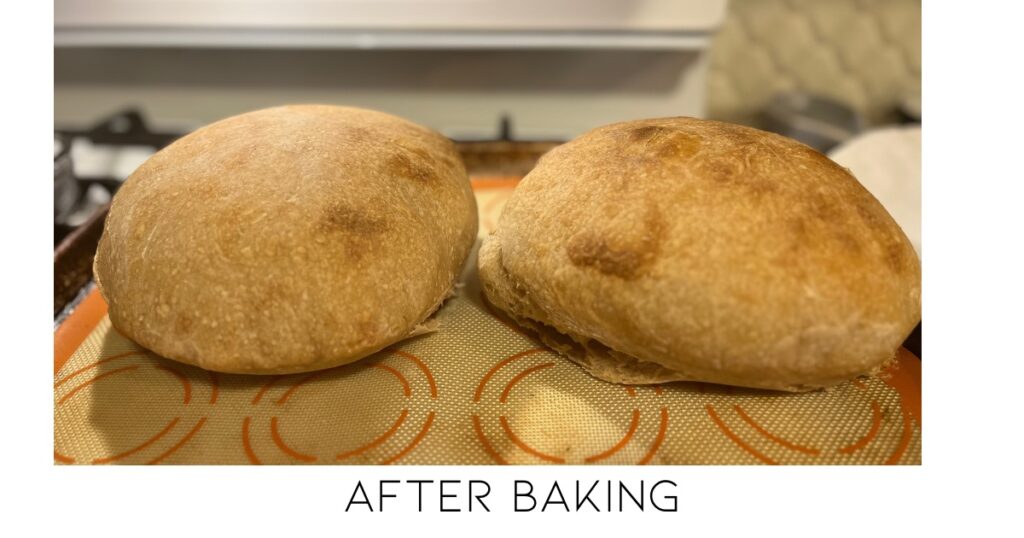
94,105,477,374
478,117,920,392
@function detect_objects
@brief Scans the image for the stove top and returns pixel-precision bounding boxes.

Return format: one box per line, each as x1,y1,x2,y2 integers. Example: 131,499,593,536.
54,109,181,245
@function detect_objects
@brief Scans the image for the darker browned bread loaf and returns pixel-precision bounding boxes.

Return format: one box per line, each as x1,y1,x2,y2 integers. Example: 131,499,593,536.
479,117,920,391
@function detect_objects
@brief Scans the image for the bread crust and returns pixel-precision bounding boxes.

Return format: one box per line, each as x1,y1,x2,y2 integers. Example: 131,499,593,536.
478,117,920,391
94,105,477,374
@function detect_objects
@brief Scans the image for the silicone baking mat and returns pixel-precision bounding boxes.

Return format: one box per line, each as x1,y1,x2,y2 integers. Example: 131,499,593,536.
53,178,921,465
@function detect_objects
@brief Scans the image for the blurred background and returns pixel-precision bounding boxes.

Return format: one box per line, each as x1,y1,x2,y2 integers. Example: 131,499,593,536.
54,0,922,353
55,0,920,136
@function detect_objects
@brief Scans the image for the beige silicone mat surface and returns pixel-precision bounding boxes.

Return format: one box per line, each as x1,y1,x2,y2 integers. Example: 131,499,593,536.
53,181,921,465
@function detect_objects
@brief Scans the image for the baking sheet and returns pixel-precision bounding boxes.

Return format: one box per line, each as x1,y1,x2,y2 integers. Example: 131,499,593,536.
53,178,921,465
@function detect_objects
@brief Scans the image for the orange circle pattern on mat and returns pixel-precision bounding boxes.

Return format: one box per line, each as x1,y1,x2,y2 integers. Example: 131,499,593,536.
53,351,216,465
53,296,920,465
471,348,669,465
239,351,438,465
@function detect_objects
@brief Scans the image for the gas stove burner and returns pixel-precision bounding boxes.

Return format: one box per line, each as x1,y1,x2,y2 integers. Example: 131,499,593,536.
54,109,183,245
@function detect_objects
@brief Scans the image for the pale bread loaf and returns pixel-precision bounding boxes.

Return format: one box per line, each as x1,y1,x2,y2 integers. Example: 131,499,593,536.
95,105,477,374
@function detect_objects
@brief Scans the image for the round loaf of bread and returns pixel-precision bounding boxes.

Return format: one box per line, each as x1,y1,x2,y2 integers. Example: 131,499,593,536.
478,117,920,391
95,105,477,374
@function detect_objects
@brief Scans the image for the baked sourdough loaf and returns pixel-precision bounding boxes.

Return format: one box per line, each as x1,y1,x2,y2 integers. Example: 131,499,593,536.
94,105,477,374
478,117,921,391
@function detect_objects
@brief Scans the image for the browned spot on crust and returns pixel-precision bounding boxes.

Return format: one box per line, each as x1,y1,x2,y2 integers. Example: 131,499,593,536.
317,202,392,262
627,125,667,142
683,142,777,195
568,236,648,279
263,280,289,302
732,290,759,305
339,125,372,141
787,217,808,240
319,203,389,236
386,150,437,182
626,125,702,161
834,230,863,254
405,145,433,162
885,239,911,272
854,198,889,232
852,199,916,272
798,195,868,255
174,314,193,335
704,160,739,181
809,194,843,223
721,129,760,145
566,208,666,280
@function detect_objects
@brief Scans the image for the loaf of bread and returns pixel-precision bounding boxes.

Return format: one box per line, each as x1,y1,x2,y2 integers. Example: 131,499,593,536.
479,117,920,391
95,105,478,374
